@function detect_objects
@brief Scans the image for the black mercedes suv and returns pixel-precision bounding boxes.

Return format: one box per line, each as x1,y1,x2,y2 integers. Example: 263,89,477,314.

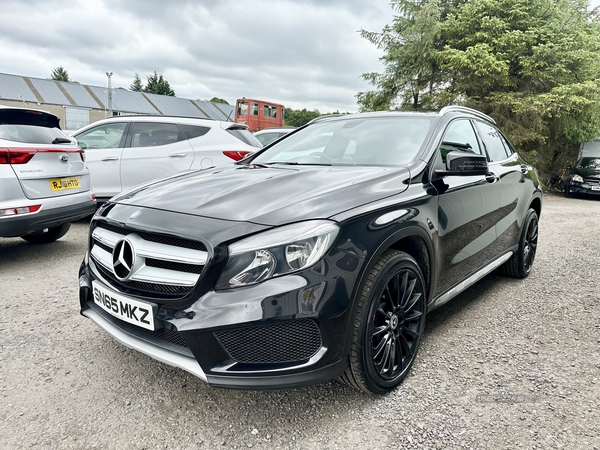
79,106,542,394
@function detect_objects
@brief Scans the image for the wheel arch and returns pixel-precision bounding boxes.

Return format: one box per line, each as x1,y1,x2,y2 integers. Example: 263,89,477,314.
529,195,542,219
341,224,435,355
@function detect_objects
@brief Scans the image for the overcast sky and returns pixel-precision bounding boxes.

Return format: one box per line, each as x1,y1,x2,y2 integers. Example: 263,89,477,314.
1,0,599,113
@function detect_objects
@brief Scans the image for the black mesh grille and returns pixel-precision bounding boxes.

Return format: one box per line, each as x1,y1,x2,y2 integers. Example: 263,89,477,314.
96,221,207,251
94,263,193,299
88,302,191,357
214,320,322,364
584,177,600,186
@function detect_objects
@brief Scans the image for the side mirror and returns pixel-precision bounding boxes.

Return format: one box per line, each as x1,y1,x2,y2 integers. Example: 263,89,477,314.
77,141,87,149
436,151,489,177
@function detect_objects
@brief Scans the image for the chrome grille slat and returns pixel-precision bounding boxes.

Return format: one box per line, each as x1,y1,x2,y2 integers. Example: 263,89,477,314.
90,221,207,296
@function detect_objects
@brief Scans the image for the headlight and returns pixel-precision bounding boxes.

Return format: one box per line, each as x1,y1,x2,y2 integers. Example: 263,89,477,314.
216,220,340,289
572,174,584,183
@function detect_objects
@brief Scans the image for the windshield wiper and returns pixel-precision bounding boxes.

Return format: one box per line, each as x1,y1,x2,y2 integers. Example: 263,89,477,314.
52,137,73,144
264,161,299,165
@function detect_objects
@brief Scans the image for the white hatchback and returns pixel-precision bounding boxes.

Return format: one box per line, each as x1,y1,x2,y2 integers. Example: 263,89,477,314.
0,106,96,243
71,116,262,201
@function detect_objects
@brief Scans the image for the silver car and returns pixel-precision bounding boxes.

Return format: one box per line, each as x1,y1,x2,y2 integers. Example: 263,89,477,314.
0,106,96,243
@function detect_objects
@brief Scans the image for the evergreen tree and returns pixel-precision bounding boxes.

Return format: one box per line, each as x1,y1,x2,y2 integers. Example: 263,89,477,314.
143,71,175,96
130,73,143,92
51,66,70,82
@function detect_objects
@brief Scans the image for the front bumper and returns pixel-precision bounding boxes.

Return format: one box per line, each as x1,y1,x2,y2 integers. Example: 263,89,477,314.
568,183,600,196
78,242,362,390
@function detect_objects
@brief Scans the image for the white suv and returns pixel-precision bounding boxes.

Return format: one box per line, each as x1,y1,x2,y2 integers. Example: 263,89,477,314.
0,106,96,243
71,116,262,201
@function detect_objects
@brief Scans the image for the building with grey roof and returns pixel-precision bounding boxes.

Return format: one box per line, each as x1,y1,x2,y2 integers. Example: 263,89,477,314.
0,72,234,130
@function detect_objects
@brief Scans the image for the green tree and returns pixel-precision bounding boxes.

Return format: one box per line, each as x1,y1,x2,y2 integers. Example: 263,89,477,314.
358,0,600,173
143,71,175,96
51,66,70,82
284,108,321,127
130,73,143,92
209,97,229,104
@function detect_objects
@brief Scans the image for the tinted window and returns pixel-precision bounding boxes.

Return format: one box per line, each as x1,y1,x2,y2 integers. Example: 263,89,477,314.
226,128,262,148
179,124,210,140
253,117,433,166
475,122,510,162
0,124,70,144
130,122,181,148
75,122,127,149
439,120,481,164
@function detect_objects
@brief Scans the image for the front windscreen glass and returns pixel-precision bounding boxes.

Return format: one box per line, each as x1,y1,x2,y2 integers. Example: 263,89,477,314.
252,116,433,166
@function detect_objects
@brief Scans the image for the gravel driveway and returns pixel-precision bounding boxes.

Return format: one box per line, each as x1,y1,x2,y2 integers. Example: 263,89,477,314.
1,194,598,450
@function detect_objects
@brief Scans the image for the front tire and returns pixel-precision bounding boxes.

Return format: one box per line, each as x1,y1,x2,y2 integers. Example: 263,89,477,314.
21,223,71,244
340,250,426,394
499,208,538,278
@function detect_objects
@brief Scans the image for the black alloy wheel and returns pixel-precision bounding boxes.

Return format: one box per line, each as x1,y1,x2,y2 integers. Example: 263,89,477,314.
499,208,539,278
341,250,426,394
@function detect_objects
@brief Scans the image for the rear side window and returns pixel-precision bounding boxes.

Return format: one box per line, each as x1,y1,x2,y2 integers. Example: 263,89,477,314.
179,124,210,140
226,128,262,148
263,105,277,119
130,122,182,148
475,122,510,162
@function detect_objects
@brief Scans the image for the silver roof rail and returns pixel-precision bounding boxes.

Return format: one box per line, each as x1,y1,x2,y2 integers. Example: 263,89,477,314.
439,105,496,124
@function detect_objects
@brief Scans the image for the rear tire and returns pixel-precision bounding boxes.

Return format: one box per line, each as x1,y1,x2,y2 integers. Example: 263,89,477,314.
499,208,538,278
340,250,426,394
21,223,71,244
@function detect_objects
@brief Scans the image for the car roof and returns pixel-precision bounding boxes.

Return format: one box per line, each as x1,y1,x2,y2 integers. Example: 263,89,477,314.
254,127,296,134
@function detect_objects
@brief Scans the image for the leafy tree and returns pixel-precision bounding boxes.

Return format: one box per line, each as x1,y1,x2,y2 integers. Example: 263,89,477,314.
143,71,175,96
358,0,600,173
284,108,321,127
51,66,70,82
209,97,229,104
130,73,143,92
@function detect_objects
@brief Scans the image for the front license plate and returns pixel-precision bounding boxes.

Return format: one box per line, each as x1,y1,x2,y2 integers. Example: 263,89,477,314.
591,186,600,191
49,177,80,191
91,280,157,331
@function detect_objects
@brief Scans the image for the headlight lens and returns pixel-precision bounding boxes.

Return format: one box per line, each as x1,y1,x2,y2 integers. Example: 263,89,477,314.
216,220,340,289
572,174,584,183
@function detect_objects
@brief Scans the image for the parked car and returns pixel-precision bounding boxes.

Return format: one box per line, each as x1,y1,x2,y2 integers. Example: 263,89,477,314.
78,106,542,393
0,106,96,243
71,116,262,202
565,157,600,197
253,127,296,146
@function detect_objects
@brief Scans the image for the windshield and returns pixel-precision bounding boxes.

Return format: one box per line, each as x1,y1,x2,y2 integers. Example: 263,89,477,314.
252,116,433,166
0,124,72,144
577,157,600,169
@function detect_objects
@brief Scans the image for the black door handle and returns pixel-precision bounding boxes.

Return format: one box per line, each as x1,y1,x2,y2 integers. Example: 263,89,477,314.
521,164,530,174
485,173,499,183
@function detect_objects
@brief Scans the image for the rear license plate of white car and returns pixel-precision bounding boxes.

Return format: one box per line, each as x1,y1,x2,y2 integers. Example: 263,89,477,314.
49,177,81,191
91,280,157,331
592,186,600,191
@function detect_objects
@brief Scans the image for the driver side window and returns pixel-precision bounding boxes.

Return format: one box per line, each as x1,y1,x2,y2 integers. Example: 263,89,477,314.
439,120,481,164
75,123,127,150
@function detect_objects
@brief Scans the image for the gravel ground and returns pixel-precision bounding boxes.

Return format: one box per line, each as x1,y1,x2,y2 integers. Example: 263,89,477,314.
0,193,599,450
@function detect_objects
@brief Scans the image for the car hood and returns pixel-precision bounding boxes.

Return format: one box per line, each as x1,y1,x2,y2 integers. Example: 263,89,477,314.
573,167,600,178
113,164,410,226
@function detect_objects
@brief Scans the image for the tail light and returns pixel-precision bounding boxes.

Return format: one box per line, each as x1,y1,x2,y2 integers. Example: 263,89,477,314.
0,204,42,217
223,151,251,161
0,148,85,164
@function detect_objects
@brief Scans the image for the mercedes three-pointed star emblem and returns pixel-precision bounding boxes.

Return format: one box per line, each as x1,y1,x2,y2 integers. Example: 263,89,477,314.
112,238,135,280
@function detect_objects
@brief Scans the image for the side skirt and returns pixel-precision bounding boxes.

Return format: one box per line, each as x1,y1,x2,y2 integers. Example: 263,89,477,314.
429,251,513,311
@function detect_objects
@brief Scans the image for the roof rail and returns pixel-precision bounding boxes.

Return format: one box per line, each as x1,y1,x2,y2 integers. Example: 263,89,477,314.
306,113,346,125
439,105,495,124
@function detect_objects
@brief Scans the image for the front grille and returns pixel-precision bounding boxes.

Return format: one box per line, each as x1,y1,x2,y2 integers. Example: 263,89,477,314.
89,220,208,300
214,320,322,364
88,302,192,357
584,177,600,186
95,263,193,298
